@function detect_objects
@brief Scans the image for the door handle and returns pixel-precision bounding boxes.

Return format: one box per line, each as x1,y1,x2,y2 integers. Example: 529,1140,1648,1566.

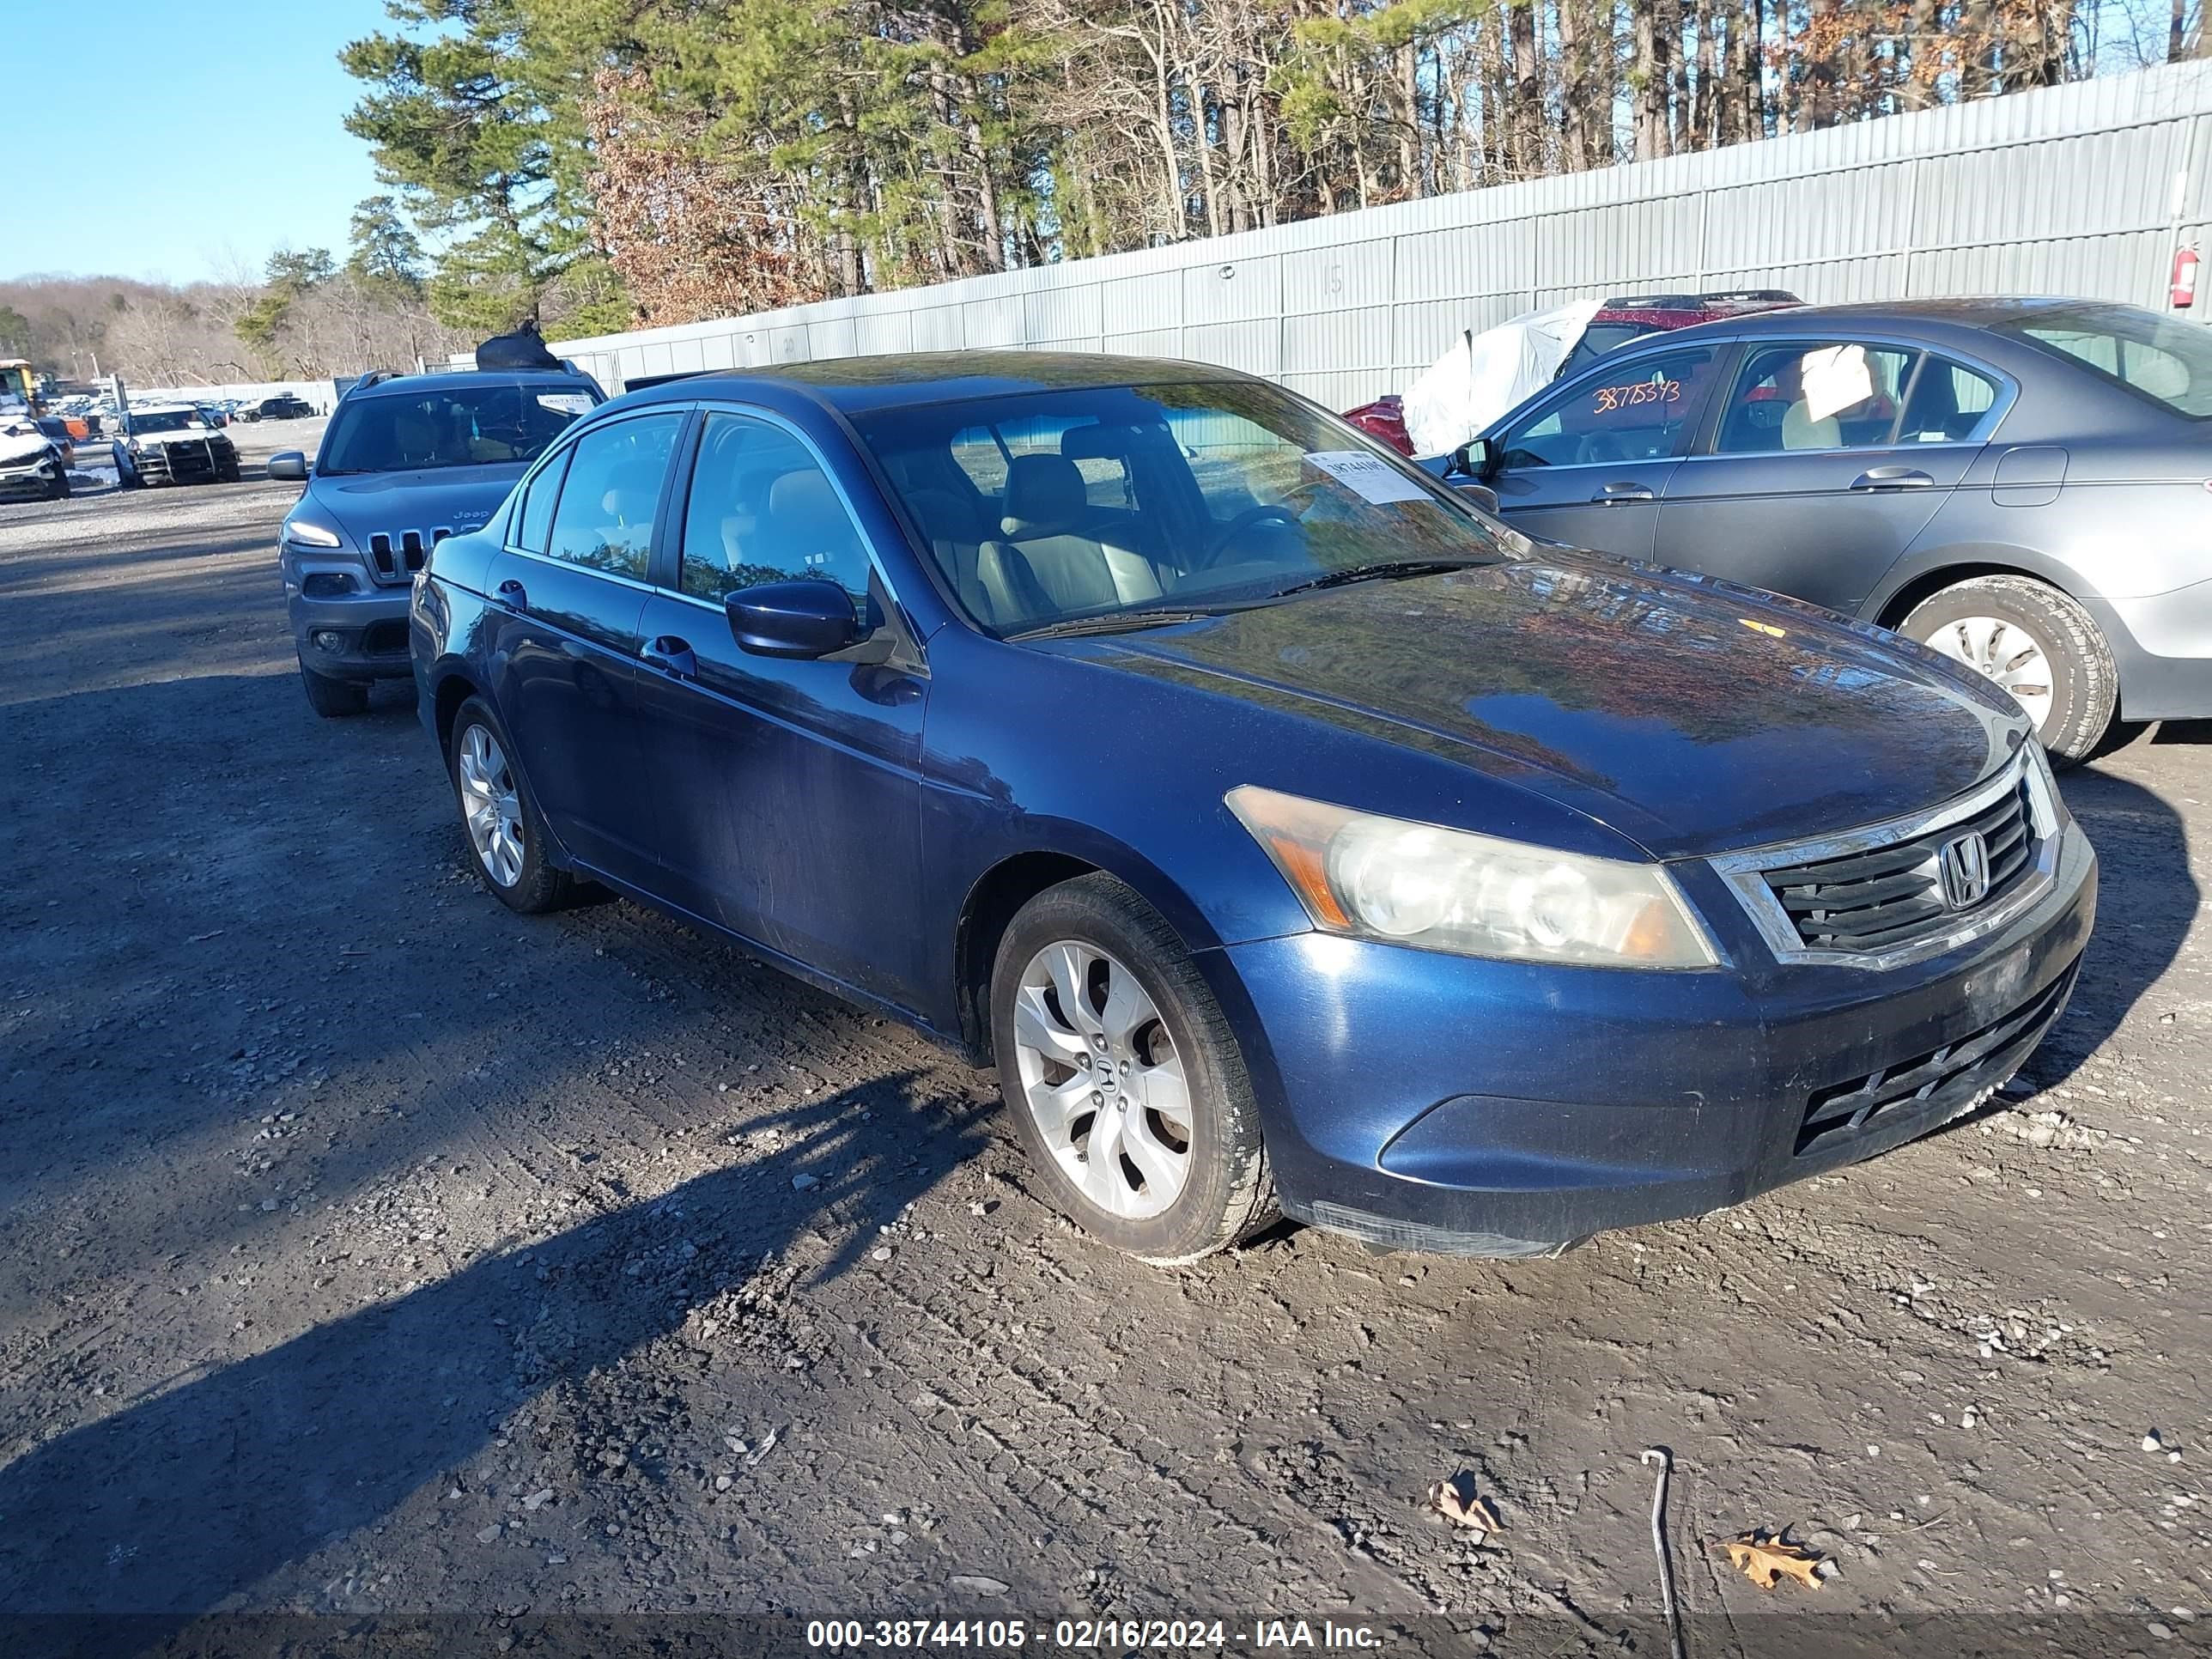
1589,483,1655,504
1850,466,1935,491
641,635,697,678
495,577,528,610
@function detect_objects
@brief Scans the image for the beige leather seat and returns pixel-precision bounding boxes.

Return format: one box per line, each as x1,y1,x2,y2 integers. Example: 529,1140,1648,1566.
901,487,994,619
984,453,1161,625
1782,401,1841,450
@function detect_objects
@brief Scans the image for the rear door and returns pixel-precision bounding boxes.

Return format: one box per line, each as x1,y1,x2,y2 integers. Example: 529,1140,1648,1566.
1474,340,1731,559
484,408,687,888
1652,339,2008,612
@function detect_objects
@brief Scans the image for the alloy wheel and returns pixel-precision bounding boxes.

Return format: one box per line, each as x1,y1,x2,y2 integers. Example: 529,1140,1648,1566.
457,724,526,887
1010,939,1194,1221
1924,614,2055,730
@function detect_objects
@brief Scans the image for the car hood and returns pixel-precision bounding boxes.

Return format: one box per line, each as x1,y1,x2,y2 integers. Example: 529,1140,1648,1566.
131,428,225,447
0,431,51,466
1083,555,2025,860
305,464,527,542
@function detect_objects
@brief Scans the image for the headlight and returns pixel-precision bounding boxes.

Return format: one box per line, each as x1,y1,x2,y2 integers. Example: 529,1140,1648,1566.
1226,786,1720,969
284,519,343,548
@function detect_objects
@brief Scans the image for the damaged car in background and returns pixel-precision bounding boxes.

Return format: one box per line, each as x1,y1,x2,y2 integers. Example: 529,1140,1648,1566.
0,413,70,501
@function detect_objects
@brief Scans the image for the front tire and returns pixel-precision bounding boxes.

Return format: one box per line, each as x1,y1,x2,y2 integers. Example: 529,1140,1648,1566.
1899,574,2117,768
299,659,369,718
447,696,572,914
990,873,1274,1264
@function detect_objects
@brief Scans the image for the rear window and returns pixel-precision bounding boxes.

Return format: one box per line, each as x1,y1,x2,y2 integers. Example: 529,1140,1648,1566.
1995,305,2212,420
1556,321,1657,379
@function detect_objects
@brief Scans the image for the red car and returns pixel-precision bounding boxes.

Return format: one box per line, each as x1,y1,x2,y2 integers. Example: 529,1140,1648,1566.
1344,289,1799,455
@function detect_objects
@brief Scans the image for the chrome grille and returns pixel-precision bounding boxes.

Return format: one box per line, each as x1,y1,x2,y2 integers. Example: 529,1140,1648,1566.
366,526,453,583
1760,774,2036,954
1709,750,2061,971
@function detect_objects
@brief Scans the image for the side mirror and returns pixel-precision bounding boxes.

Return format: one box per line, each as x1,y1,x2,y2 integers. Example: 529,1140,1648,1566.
1449,435,1498,482
266,451,309,482
1459,483,1501,515
727,579,863,659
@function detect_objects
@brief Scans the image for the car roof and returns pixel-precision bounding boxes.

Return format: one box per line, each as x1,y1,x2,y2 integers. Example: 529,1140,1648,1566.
613,350,1249,416
343,368,586,401
1656,295,2108,345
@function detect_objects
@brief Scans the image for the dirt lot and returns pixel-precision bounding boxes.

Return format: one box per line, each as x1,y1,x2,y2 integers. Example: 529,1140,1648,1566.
2,434,2209,1653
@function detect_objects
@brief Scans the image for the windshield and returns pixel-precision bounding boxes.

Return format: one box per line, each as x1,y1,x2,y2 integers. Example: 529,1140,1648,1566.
131,410,204,434
1994,304,2212,420
850,380,1515,634
318,383,594,475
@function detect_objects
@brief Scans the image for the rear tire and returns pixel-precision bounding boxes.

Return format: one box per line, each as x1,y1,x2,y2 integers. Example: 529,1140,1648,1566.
1899,574,2116,769
447,696,573,915
299,659,369,718
989,873,1274,1265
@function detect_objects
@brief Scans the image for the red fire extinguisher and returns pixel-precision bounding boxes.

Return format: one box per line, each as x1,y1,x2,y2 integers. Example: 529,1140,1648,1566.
2172,244,2200,309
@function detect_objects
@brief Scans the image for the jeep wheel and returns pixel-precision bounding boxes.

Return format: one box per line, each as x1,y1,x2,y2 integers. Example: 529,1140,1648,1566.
1899,575,2117,768
990,872,1274,1265
299,659,369,718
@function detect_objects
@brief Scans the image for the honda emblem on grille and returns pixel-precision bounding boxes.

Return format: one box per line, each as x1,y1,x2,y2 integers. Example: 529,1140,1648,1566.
1937,830,1992,909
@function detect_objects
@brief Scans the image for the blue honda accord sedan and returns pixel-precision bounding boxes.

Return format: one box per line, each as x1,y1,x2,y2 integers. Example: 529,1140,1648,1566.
410,353,2096,1263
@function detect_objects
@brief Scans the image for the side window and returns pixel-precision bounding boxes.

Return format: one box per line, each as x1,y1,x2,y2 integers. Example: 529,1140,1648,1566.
1899,355,2002,443
1713,342,1916,454
543,412,684,580
677,413,872,604
1497,346,1719,470
513,447,569,553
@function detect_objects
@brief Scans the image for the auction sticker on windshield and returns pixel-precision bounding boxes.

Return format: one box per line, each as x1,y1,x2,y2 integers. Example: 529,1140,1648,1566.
1303,448,1431,504
537,393,595,416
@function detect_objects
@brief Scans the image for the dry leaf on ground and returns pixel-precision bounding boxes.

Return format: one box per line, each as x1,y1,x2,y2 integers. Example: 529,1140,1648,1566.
1427,1474,1504,1534
1718,1529,1826,1589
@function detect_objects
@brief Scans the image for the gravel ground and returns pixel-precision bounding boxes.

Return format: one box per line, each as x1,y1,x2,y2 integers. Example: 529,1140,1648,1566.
1,439,2209,1650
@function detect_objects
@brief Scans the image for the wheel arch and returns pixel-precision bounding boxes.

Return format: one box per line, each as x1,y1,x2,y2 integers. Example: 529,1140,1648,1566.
429,665,483,762
950,838,1225,1066
1870,548,2088,633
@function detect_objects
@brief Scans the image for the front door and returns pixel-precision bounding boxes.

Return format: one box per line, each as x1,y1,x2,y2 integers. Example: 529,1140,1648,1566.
1476,341,1731,560
629,410,932,1009
484,408,686,888
1653,341,2002,613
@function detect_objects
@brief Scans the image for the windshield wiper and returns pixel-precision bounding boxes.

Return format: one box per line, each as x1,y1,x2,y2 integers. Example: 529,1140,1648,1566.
1007,606,1216,641
1264,558,1485,600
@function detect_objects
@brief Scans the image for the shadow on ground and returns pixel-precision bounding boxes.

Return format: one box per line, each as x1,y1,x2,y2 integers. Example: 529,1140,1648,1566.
0,1073,994,1621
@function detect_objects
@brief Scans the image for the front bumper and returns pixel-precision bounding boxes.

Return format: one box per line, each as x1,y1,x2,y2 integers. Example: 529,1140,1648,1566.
1206,820,2096,1255
132,439,233,483
282,544,414,679
0,459,58,499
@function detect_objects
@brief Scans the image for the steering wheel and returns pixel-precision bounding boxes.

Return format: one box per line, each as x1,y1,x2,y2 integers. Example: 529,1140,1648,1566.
1198,482,1327,567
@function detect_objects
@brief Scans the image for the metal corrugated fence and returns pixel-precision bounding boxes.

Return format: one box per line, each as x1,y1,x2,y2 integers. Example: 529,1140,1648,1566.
553,59,2212,412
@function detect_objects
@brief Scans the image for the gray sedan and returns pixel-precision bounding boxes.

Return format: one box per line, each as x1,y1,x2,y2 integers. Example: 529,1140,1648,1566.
1434,298,2212,763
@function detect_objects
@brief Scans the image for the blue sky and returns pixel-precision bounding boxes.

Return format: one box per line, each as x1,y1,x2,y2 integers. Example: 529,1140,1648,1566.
14,0,396,284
